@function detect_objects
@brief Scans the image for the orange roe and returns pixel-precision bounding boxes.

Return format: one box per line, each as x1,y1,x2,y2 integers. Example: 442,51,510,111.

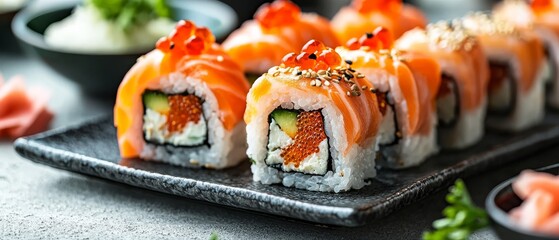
302,40,326,53
346,27,394,51
255,0,300,29
156,20,215,56
281,40,343,71
281,111,327,168
352,0,402,14
531,0,553,14
167,95,203,132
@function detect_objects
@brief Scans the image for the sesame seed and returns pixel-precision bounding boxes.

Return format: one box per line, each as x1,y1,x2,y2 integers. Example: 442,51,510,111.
317,70,327,76
357,74,365,78
310,80,316,86
217,55,224,62
361,85,367,90
316,80,322,87
324,81,330,86
273,72,280,77
344,60,353,65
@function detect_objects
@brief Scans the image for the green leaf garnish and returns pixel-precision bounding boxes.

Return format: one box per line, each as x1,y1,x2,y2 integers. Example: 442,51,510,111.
87,0,172,30
422,179,489,240
209,232,219,240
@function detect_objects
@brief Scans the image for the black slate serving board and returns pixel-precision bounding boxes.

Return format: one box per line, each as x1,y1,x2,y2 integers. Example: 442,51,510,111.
14,114,559,227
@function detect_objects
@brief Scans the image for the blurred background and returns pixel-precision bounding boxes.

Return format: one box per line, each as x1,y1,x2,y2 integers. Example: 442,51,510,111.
222,0,497,28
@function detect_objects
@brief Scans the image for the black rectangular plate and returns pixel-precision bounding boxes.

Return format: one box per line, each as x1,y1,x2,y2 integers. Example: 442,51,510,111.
14,114,559,227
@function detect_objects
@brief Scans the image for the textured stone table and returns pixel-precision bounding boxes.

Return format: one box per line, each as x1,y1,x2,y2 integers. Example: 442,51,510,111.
1,1,555,239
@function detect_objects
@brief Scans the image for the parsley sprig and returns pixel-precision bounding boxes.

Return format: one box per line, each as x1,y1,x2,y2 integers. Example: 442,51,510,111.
87,0,171,30
423,179,489,240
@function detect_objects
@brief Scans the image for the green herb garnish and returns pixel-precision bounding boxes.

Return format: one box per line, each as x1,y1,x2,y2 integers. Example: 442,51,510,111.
422,179,489,240
209,232,219,240
87,0,171,30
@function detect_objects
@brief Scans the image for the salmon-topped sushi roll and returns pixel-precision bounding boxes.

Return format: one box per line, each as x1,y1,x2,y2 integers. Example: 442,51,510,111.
114,21,250,169
494,0,559,108
336,28,441,168
331,0,427,44
395,22,490,149
460,13,546,131
246,40,382,192
222,0,339,82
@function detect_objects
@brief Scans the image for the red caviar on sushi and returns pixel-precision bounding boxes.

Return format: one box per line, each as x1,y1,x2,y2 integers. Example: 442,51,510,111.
114,20,250,169
245,39,383,192
222,0,339,78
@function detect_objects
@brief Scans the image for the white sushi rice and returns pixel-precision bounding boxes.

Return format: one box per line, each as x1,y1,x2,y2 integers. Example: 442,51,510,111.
438,100,487,149
437,85,458,125
488,74,514,112
247,75,378,192
378,113,439,169
140,73,247,169
485,54,546,131
44,5,175,54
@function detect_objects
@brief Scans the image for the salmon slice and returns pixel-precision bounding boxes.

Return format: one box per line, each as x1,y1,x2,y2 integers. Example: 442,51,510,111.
222,0,339,74
114,21,250,158
331,0,427,43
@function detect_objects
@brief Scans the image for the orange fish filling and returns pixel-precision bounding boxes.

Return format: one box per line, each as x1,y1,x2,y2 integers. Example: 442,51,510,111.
167,95,203,132
280,111,327,168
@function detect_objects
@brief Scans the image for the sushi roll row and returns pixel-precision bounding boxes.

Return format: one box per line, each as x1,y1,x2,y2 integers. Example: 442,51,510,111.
114,0,558,192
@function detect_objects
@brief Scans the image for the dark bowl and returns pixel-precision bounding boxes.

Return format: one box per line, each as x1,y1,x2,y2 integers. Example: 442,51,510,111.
486,163,559,240
11,0,237,98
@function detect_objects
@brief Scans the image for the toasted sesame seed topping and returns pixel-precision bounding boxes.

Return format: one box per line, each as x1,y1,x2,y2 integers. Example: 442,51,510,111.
344,60,353,65
217,55,224,62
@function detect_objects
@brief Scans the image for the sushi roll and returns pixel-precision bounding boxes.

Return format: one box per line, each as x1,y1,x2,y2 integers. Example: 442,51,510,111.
395,22,490,149
222,0,339,82
245,40,382,192
460,13,546,131
336,28,441,168
494,0,559,108
331,0,427,44
114,20,250,169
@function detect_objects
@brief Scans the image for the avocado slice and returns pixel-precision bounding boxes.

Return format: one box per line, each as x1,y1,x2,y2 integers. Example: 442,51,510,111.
271,109,298,138
143,91,170,114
